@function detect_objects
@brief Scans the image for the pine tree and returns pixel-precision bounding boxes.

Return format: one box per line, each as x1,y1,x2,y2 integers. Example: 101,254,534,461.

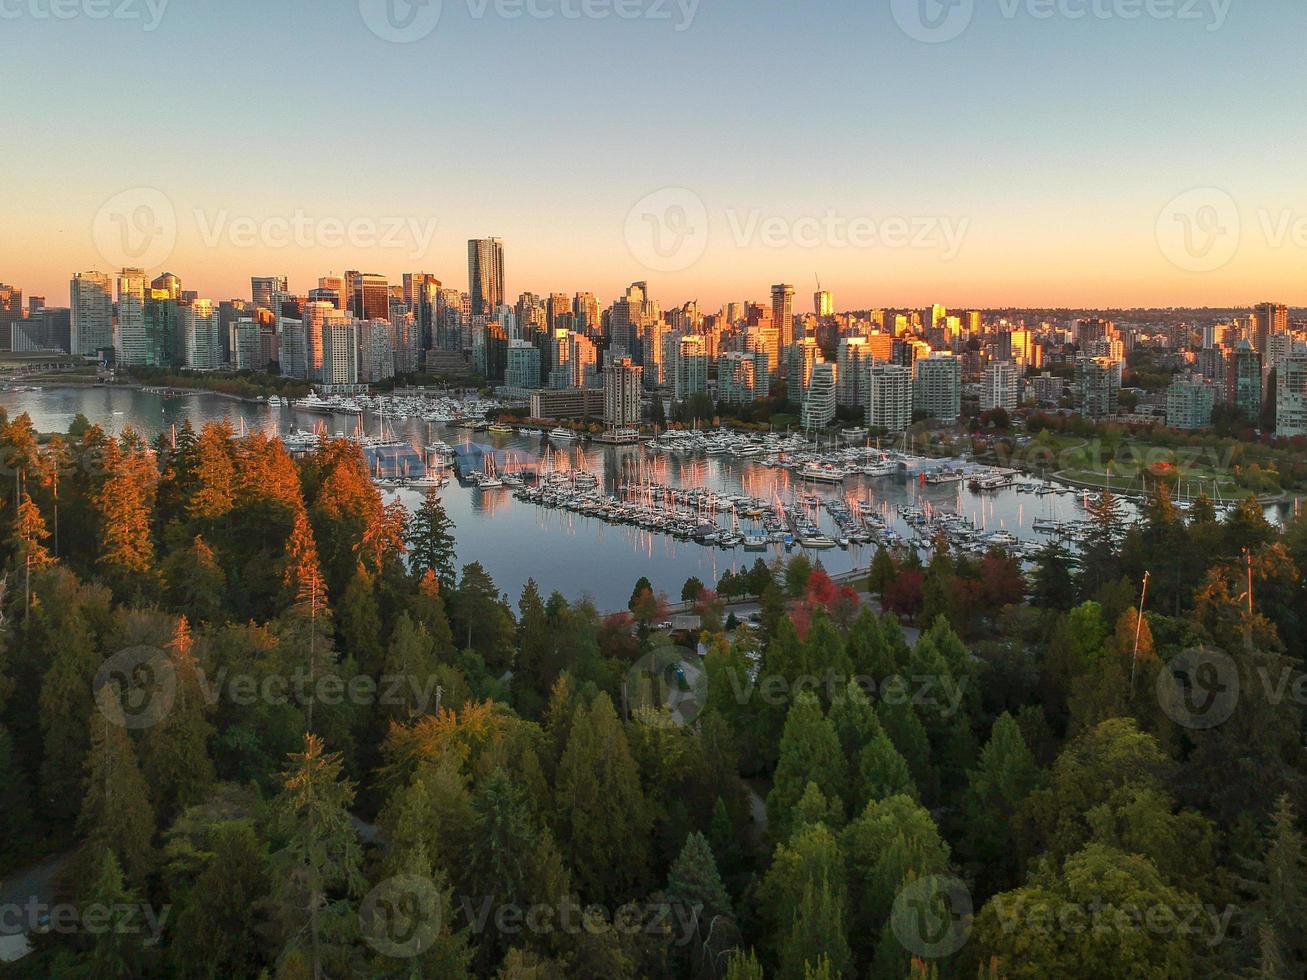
724,950,764,980
768,692,846,841
1079,490,1125,598
667,831,738,977
85,850,144,979
779,875,852,980
554,693,650,903
272,733,366,979
407,490,458,590
78,686,157,886
1031,540,1076,611
187,420,238,523
514,579,551,716
170,821,274,979
139,616,216,823
1246,794,1307,970
38,607,100,822
962,713,1043,895
337,564,384,676
12,489,54,572
381,613,440,723
855,731,917,811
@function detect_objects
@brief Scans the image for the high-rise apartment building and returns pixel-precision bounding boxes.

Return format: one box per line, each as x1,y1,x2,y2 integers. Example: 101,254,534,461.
1167,374,1219,430
772,284,796,350
183,300,222,370
788,336,822,400
1076,356,1122,419
70,271,113,358
980,360,1021,413
1277,355,1307,437
672,334,708,401
321,313,359,386
814,290,833,317
604,357,643,429
718,351,760,406
1254,302,1289,355
868,363,913,433
801,362,838,430
914,353,962,420
114,268,148,366
836,336,871,408
1227,341,1263,420
468,238,505,316
506,339,542,391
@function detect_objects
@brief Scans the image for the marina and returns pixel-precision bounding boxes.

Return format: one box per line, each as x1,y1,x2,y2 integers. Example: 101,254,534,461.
0,384,1274,609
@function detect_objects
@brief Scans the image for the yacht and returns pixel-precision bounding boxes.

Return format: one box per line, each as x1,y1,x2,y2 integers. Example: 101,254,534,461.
293,392,334,414
473,454,505,490
549,427,580,443
797,464,845,484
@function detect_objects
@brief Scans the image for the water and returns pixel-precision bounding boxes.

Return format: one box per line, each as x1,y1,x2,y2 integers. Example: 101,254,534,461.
0,384,1235,611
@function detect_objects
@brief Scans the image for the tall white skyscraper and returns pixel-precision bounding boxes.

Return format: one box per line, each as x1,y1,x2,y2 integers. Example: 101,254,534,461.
183,300,222,370
70,271,113,357
115,268,149,366
868,363,913,433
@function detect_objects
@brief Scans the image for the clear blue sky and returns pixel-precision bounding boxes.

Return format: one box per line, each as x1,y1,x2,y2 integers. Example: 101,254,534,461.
5,0,1306,310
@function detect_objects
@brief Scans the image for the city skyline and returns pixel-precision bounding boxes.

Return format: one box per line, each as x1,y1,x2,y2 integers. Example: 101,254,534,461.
4,3,1307,308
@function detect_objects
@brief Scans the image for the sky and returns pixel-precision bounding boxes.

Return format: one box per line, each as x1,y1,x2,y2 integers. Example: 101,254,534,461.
4,0,1306,312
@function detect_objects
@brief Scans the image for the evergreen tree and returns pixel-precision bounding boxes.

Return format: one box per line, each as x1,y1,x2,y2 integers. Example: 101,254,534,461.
78,686,157,886
337,564,384,676
1244,795,1307,972
139,616,216,823
666,831,738,979
962,713,1043,896
407,490,458,590
768,692,846,841
272,733,366,979
38,606,100,822
779,875,852,980
380,613,441,723
84,850,145,979
1079,490,1124,598
554,693,650,903
724,950,764,980
514,579,551,716
1030,540,1076,611
170,821,274,979
451,562,517,672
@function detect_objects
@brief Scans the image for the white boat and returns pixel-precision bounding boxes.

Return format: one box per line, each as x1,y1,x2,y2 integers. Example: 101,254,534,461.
549,427,580,443
473,454,505,490
797,464,845,484
293,393,334,414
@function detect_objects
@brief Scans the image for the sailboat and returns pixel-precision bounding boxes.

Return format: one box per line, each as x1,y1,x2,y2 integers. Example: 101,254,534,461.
473,453,505,490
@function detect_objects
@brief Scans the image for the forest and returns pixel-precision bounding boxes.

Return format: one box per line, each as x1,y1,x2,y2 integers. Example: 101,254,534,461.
0,411,1304,978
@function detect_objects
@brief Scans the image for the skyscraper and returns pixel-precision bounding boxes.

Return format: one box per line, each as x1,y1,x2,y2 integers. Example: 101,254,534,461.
351,274,389,322
772,284,796,350
114,268,149,366
70,272,112,359
868,364,913,433
1254,302,1289,355
914,353,962,420
604,357,643,430
468,238,505,316
251,276,288,309
183,299,222,370
814,289,833,318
